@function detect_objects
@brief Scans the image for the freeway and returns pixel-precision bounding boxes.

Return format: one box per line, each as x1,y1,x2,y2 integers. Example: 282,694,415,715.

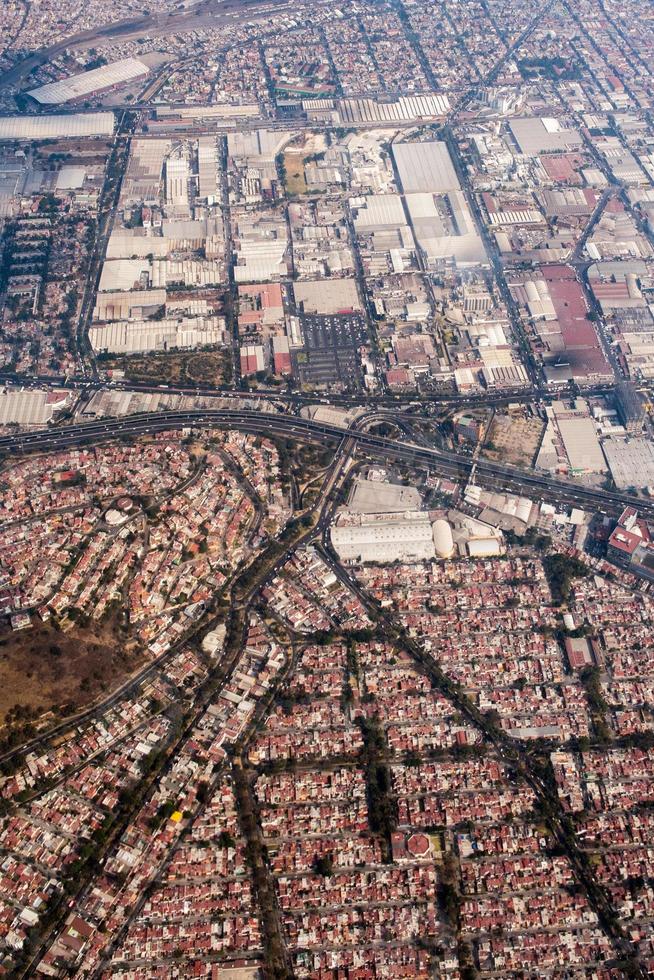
0,370,618,409
0,408,650,520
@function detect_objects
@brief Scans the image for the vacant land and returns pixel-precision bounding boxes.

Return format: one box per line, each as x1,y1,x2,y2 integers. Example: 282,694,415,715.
0,616,142,726
105,350,233,386
282,150,309,196
482,412,545,468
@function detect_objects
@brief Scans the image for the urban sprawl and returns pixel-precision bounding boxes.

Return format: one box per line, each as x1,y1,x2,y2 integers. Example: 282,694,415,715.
1,0,654,977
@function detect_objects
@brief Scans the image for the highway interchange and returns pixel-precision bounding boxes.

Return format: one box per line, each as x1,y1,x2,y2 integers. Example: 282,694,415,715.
1,405,651,521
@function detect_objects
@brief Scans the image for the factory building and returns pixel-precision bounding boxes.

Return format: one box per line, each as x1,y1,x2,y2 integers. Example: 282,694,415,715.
27,58,149,105
0,113,114,141
331,513,436,564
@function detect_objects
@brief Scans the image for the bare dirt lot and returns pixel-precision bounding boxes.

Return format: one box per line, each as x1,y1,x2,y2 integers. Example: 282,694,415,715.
482,413,545,468
0,616,141,727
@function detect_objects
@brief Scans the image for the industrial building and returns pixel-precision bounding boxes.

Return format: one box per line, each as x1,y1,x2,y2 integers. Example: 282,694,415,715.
307,94,450,127
389,142,489,271
392,141,460,194
556,416,607,475
433,519,455,559
0,113,115,141
0,388,70,427
603,438,654,489
405,190,488,270
89,317,227,354
120,139,170,207
331,512,437,563
508,117,583,156
27,58,149,105
93,288,166,322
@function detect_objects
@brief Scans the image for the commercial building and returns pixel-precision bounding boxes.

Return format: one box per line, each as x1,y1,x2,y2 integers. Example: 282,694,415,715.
607,507,654,582
294,278,361,315
347,475,422,514
614,382,645,435
240,344,265,375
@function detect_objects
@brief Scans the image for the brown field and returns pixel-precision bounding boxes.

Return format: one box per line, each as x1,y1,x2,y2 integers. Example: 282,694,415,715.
283,151,309,196
482,413,545,468
0,616,142,727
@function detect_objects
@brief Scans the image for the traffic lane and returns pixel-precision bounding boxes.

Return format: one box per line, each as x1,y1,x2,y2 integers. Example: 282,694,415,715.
0,409,648,519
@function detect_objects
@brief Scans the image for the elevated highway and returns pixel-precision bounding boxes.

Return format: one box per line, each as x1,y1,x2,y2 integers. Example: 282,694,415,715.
0,408,647,520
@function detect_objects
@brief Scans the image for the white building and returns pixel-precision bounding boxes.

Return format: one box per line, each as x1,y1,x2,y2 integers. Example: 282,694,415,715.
331,512,436,563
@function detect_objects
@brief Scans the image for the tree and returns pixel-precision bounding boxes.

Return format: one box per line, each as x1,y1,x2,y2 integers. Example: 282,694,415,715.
312,853,334,877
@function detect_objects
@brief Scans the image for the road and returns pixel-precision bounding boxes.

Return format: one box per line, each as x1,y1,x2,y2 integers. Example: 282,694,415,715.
0,407,650,519
0,368,620,409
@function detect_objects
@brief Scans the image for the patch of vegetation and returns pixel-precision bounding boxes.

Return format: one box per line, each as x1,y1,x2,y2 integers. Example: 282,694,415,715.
543,553,589,605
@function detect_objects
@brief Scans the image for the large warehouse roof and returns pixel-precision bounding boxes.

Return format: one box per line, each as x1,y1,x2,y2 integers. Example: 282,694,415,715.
603,438,654,489
405,191,488,268
392,141,460,194
294,278,362,314
28,58,149,105
0,112,115,141
557,416,606,473
353,194,407,230
0,388,70,427
508,117,582,157
89,316,226,354
331,514,436,563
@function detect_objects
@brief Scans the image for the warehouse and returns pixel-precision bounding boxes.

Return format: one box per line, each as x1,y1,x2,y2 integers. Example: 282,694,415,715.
89,317,226,354
0,388,70,427
27,58,149,105
332,94,450,126
603,438,654,489
331,512,436,563
0,113,114,141
508,117,583,156
405,191,488,269
93,288,166,321
99,259,150,292
557,416,606,474
353,194,407,230
233,239,288,283
392,140,460,194
120,139,170,206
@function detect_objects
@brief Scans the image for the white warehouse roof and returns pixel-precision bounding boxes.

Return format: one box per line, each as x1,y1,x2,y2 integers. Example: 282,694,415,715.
28,58,149,105
89,316,226,354
331,514,436,563
392,141,460,194
0,112,115,141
